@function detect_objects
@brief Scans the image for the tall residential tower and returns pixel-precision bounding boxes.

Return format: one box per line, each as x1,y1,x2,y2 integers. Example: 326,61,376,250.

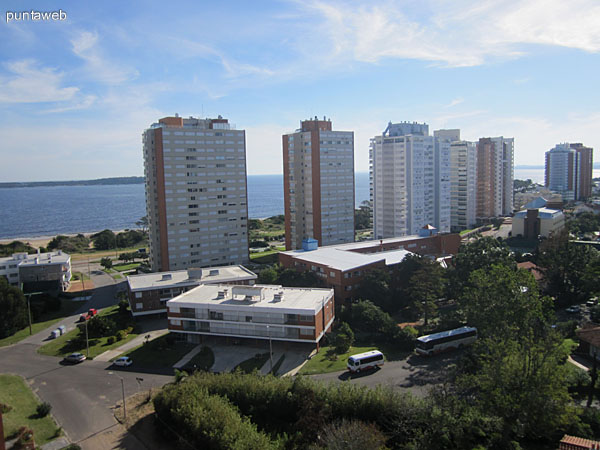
283,117,355,250
476,136,514,220
370,122,451,239
143,115,249,272
545,142,593,201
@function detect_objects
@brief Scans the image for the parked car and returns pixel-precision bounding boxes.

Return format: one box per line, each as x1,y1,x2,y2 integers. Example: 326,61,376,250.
64,353,86,363
79,308,98,322
114,357,133,367
587,298,598,307
566,305,581,313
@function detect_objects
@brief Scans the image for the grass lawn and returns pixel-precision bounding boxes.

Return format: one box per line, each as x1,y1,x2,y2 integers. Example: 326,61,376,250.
250,250,280,264
0,299,81,348
299,346,378,375
112,273,123,280
112,262,141,272
233,353,270,373
116,335,196,369
182,346,215,372
71,271,90,281
0,374,60,446
38,305,139,359
70,245,148,262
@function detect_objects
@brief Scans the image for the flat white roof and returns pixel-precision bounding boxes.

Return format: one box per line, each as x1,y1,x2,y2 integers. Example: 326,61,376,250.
281,246,413,272
168,284,333,314
1,251,70,266
128,265,256,291
514,207,563,219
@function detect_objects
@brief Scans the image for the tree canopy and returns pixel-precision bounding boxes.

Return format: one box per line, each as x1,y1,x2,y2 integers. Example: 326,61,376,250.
0,278,28,339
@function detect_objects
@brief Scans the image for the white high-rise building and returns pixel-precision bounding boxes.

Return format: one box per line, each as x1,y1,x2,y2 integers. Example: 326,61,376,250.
142,115,249,272
283,117,355,250
545,143,577,201
449,140,477,231
370,122,451,239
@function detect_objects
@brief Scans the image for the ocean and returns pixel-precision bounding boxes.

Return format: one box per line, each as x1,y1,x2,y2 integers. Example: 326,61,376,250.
0,173,371,239
1,168,595,240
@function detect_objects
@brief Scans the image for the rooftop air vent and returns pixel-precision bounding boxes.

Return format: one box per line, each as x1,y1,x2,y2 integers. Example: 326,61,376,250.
161,274,172,281
209,269,219,276
273,291,284,302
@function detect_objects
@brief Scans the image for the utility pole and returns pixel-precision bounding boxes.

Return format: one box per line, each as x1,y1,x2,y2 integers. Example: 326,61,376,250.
85,319,89,358
26,294,32,335
0,407,6,450
121,377,127,422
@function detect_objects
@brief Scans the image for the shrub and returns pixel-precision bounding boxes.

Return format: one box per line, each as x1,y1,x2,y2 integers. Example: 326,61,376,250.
118,299,129,315
107,336,115,345
126,326,134,335
0,403,12,413
36,402,52,417
116,330,126,341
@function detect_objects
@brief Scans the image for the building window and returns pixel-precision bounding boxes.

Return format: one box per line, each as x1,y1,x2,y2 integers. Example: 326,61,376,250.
245,316,252,322
170,319,181,326
299,315,313,322
136,303,143,309
135,292,142,298
329,271,335,278
300,328,313,336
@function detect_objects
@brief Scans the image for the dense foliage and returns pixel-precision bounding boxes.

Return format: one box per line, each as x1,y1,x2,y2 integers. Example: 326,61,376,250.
0,240,35,257
257,264,322,288
47,234,90,253
0,277,28,338
91,229,146,250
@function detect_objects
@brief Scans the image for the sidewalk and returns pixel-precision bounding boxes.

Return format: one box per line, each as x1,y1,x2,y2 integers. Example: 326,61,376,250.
173,344,204,369
95,329,169,362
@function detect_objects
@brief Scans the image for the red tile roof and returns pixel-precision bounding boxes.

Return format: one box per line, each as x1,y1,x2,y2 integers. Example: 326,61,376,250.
560,434,600,449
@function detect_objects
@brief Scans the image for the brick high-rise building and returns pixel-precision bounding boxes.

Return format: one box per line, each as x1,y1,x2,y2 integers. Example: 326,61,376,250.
283,117,355,250
142,115,249,272
571,143,593,200
476,136,514,220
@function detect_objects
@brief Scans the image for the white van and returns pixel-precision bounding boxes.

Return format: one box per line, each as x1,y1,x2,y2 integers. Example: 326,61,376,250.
347,350,384,373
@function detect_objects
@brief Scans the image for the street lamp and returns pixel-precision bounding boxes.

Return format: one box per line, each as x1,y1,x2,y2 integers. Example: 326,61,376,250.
109,372,127,423
266,325,273,374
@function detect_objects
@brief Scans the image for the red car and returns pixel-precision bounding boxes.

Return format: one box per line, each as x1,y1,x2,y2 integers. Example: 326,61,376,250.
79,308,98,322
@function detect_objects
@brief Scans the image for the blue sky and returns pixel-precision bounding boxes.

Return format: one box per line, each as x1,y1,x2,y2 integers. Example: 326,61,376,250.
1,0,600,181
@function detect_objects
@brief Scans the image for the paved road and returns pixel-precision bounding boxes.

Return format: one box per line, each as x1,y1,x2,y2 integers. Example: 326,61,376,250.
311,351,461,397
0,269,173,449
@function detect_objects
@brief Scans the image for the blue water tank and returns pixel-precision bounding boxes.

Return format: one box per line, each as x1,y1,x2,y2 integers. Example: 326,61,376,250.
302,238,318,251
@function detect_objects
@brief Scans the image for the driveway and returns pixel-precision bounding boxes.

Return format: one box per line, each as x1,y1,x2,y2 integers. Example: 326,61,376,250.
311,351,461,397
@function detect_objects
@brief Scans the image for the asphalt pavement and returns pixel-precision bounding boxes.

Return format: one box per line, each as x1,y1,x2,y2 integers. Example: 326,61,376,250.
0,269,173,449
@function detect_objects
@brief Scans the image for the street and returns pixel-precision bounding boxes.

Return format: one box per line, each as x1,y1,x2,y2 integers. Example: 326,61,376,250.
0,268,172,449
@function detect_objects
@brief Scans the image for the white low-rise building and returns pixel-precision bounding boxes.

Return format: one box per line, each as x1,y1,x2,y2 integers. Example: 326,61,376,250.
167,284,334,345
512,207,565,238
0,251,71,291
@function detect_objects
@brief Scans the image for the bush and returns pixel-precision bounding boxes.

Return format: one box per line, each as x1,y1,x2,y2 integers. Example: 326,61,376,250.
36,402,52,417
249,240,269,248
118,299,129,315
81,315,116,338
0,403,12,413
107,336,115,345
116,330,126,341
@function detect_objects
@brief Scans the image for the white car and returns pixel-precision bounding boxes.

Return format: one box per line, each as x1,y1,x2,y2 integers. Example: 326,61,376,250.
114,357,133,367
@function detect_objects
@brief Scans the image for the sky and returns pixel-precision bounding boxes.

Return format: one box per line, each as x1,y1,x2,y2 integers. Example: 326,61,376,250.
1,0,600,182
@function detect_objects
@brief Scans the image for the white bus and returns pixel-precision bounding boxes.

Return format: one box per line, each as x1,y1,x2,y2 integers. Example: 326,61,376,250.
347,350,384,373
415,326,477,356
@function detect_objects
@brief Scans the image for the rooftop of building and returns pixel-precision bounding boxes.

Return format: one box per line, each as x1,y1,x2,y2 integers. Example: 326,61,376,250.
0,251,70,266
281,244,413,272
128,265,256,291
168,284,333,314
514,207,564,219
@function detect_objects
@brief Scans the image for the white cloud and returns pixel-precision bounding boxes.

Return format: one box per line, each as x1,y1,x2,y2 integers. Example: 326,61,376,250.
71,30,138,84
294,0,600,67
444,97,464,108
0,60,79,103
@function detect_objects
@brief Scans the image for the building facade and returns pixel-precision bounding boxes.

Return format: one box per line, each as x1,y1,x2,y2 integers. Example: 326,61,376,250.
449,140,477,231
143,115,249,272
283,117,355,250
512,207,565,238
476,137,514,220
370,122,451,239
0,251,71,291
279,232,461,302
127,265,257,317
167,284,335,346
545,143,594,201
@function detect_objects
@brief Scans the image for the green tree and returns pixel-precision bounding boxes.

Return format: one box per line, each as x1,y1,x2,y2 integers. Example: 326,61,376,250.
0,241,35,257
537,229,600,305
100,257,112,270
135,216,149,234
450,237,515,297
257,265,278,284
354,201,371,231
332,322,354,354
355,269,392,312
0,278,28,339
80,315,116,338
406,260,445,325
91,229,116,250
458,264,551,341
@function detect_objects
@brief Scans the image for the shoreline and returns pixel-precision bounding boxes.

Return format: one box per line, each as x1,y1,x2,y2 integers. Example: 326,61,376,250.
0,229,131,249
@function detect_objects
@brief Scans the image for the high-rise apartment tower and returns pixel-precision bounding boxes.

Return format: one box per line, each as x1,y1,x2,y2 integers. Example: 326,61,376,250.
143,115,249,272
283,117,355,250
545,142,593,201
475,136,514,220
370,122,451,239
